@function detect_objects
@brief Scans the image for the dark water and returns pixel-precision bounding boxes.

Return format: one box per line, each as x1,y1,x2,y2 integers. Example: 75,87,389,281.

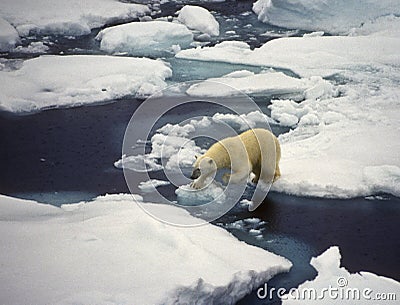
1,99,399,305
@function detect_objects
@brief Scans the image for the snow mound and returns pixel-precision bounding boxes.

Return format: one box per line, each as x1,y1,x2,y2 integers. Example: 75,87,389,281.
96,21,193,57
176,180,226,205
282,246,400,304
0,0,149,37
0,194,292,305
14,41,49,54
186,70,335,98
177,5,219,36
253,0,400,34
138,179,171,193
0,55,172,113
0,17,19,51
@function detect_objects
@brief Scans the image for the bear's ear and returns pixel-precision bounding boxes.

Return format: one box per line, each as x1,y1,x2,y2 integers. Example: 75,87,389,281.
208,159,213,164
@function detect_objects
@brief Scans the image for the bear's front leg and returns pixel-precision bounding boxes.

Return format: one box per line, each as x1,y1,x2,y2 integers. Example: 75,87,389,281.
190,175,207,189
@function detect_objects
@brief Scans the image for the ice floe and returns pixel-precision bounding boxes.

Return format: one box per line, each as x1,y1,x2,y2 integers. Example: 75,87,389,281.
176,24,400,199
0,194,291,305
177,5,219,36
96,21,193,57
176,35,400,78
282,246,400,304
176,179,226,205
0,0,149,37
186,70,335,99
138,179,171,192
0,55,171,112
253,0,400,34
0,17,19,51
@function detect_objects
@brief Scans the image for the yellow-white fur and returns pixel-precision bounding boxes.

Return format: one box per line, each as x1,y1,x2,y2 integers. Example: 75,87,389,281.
191,128,281,189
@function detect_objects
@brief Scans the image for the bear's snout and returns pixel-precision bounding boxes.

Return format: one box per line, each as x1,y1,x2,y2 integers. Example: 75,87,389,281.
190,168,201,180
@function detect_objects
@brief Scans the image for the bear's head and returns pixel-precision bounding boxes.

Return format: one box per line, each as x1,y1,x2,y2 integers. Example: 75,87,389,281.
190,156,217,180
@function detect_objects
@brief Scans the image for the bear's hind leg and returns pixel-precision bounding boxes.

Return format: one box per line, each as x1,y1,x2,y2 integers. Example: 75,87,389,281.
252,164,261,184
273,164,281,182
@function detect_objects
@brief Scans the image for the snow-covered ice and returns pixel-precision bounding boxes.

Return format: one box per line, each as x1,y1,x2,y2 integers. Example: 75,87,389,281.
0,0,149,37
253,0,400,34
14,41,49,54
282,246,400,304
176,180,226,205
176,22,400,199
138,179,171,192
186,70,335,99
0,17,19,51
176,35,400,78
0,55,172,112
177,5,219,36
96,21,193,57
0,194,291,305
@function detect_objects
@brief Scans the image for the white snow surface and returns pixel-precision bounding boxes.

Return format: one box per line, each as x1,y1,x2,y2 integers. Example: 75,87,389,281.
139,179,171,192
176,24,400,198
186,70,336,99
176,35,400,78
282,246,400,304
0,17,19,51
177,5,220,36
252,0,400,34
96,21,193,57
0,0,150,37
0,55,172,113
176,180,226,204
0,194,292,305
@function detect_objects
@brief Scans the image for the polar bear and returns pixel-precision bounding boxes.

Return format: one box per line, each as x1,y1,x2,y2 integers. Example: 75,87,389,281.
190,128,281,189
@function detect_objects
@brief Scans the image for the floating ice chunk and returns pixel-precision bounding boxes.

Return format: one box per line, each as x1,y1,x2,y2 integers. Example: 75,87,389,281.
195,33,212,42
0,0,150,37
96,21,193,57
298,113,320,126
177,5,219,36
0,194,292,305
212,110,276,131
114,154,162,172
249,229,262,235
115,124,202,173
243,218,262,225
240,199,254,208
14,41,49,54
139,179,171,192
0,55,171,113
303,31,324,38
304,76,337,100
274,113,298,127
157,122,195,137
175,180,226,205
282,246,400,304
269,99,308,127
186,70,323,98
0,17,19,51
253,0,400,34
